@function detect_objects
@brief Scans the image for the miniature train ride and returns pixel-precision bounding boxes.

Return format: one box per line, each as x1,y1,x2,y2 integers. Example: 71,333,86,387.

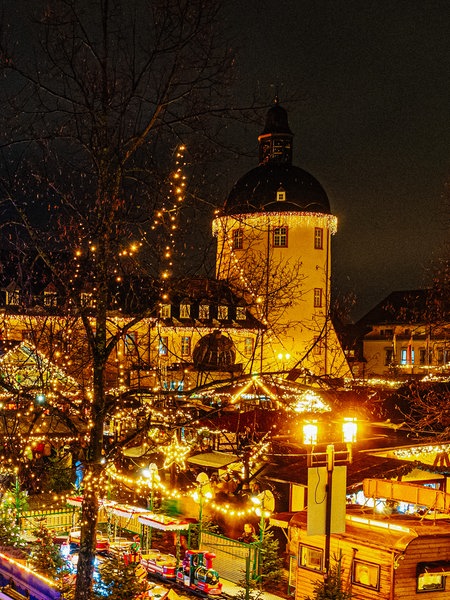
124,549,223,596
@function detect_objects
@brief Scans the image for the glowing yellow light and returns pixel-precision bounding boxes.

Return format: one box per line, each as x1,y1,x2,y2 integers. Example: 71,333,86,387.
303,421,318,445
342,417,357,443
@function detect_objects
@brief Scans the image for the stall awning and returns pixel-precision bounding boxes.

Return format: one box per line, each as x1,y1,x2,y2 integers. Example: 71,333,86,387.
417,562,450,576
270,512,295,529
187,452,239,469
110,504,150,519
138,513,193,531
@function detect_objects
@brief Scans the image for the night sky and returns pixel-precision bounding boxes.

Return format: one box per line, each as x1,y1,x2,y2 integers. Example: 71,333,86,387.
224,0,450,320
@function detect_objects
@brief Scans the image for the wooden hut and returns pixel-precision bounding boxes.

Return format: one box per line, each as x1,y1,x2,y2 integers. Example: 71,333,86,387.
289,507,450,599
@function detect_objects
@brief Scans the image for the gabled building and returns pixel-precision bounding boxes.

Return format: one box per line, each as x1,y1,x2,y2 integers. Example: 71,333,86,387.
0,276,264,393
354,290,450,378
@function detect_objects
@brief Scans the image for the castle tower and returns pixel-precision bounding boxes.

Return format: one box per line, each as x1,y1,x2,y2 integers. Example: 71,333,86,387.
212,99,350,379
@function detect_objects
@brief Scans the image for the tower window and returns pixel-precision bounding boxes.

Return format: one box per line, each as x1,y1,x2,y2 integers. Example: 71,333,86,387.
232,228,243,250
313,337,323,355
276,189,286,202
273,226,288,247
314,228,323,250
314,288,323,308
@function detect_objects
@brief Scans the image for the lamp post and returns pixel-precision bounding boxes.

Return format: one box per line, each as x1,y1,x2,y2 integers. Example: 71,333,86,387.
303,418,357,579
142,463,160,550
277,352,291,372
193,472,212,537
251,490,274,542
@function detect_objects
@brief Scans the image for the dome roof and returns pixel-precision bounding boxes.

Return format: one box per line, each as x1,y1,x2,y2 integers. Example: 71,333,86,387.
225,163,331,215
223,100,331,215
192,331,236,371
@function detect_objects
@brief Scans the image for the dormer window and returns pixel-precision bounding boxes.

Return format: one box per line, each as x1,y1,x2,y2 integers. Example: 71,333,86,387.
160,303,171,319
80,292,95,308
5,284,20,306
44,291,58,307
218,304,228,320
236,306,246,320
276,189,286,202
180,301,191,319
199,302,210,320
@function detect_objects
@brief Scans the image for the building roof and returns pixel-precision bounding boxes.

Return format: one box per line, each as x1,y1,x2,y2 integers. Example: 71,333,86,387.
223,100,331,216
356,289,431,327
225,164,331,215
290,508,450,551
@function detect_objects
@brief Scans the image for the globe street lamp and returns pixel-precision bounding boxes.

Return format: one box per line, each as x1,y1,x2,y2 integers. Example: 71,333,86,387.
251,489,275,542
142,463,160,549
193,472,212,536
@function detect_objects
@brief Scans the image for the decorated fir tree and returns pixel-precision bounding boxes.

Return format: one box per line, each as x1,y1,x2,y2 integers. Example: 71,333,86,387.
306,553,352,600
260,528,284,586
0,478,29,549
94,552,148,600
28,519,68,580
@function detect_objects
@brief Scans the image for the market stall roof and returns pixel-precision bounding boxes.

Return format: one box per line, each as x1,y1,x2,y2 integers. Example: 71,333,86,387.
190,373,333,413
188,451,239,469
138,512,194,531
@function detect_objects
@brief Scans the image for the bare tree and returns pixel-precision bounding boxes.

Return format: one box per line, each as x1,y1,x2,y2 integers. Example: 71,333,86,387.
0,1,238,597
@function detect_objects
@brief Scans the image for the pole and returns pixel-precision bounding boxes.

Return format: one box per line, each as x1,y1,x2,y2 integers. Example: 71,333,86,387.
324,444,334,578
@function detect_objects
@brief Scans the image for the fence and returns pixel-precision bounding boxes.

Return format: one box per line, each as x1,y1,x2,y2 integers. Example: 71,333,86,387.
19,508,77,536
200,530,259,585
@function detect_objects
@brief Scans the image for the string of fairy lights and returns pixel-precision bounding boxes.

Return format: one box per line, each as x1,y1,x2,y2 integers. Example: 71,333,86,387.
155,144,188,302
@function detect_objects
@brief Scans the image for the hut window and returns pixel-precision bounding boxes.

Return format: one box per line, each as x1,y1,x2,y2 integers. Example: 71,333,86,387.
298,544,322,572
417,572,445,592
352,560,380,590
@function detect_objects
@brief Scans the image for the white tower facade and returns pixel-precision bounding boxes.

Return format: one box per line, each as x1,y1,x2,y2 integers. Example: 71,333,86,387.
213,100,350,379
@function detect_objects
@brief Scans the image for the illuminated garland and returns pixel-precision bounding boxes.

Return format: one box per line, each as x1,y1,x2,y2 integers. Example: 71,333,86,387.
212,211,338,237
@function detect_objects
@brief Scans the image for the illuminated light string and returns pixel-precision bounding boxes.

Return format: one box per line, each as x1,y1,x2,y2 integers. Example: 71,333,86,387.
157,144,188,299
212,212,338,237
69,145,187,295
394,445,450,459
